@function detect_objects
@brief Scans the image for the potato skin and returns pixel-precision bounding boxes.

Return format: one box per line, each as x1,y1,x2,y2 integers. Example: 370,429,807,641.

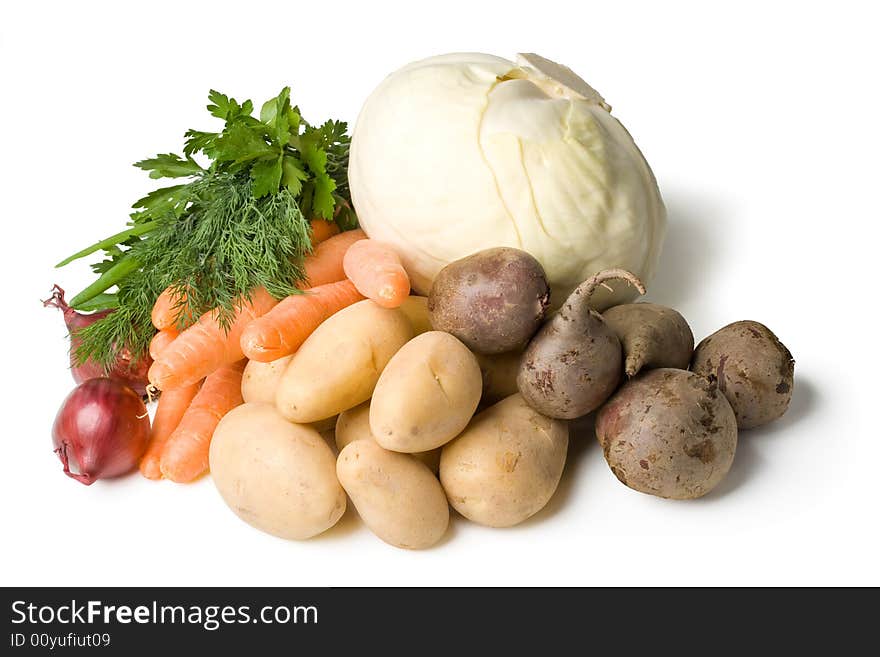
603,303,694,377
370,331,482,453
595,369,737,499
209,403,346,540
428,247,550,354
241,355,293,404
475,350,522,406
691,321,794,430
440,394,568,527
335,401,440,472
337,439,449,549
398,296,432,335
275,300,413,423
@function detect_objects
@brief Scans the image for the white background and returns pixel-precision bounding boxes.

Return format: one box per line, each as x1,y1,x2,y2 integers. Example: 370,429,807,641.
2,0,877,586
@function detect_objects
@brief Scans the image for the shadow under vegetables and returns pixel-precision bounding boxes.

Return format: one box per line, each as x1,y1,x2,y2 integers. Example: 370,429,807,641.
702,376,819,500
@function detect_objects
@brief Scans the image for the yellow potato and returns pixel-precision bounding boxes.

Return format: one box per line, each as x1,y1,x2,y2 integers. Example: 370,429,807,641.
398,295,432,335
275,300,413,423
337,439,449,549
241,355,293,404
370,331,482,453
440,393,568,528
335,402,440,472
209,403,346,540
243,358,338,436
474,350,522,405
310,414,338,454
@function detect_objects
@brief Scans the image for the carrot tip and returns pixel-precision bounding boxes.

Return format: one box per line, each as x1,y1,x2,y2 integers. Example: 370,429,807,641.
241,331,283,360
139,456,163,480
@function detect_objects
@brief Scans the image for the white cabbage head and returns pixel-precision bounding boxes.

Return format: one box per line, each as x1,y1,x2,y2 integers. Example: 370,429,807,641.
349,52,666,309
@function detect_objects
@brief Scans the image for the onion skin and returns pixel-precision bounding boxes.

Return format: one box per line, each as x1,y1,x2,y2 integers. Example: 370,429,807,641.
52,378,151,485
69,345,152,398
44,285,152,396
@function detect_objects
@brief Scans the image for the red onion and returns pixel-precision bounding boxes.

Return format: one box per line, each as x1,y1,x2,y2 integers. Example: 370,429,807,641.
52,378,151,485
44,285,152,396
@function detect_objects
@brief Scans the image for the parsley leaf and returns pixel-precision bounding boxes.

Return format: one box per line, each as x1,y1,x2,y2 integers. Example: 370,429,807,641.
134,153,203,179
207,90,253,122
183,129,218,157
250,155,284,198
311,173,337,219
281,155,309,196
260,86,293,145
213,123,276,165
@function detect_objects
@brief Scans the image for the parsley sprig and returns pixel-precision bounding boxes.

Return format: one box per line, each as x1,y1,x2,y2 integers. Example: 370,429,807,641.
56,87,356,368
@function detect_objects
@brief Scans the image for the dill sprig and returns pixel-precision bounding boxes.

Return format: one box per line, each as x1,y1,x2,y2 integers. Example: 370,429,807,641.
56,87,356,368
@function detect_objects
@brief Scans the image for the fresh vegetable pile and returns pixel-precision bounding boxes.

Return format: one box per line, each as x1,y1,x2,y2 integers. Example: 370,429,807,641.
47,53,797,550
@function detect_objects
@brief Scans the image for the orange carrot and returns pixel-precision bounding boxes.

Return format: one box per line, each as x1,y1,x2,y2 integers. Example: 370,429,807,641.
240,279,365,362
303,228,365,287
139,381,201,480
148,229,365,390
148,288,277,390
148,227,346,331
148,328,179,360
159,361,245,483
343,239,411,308
309,218,340,245
151,286,188,330
140,325,198,480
